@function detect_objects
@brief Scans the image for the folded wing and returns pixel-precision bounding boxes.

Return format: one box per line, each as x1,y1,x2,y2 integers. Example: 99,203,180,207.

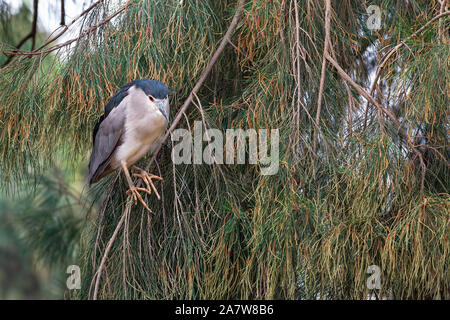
87,103,126,184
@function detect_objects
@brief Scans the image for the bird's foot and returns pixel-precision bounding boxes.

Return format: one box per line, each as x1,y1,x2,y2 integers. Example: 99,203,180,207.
126,185,153,212
132,166,164,200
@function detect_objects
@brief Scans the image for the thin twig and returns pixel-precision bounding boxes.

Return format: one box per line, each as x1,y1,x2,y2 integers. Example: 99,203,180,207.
313,0,331,154
92,203,129,300
52,169,92,212
293,0,302,152
325,54,426,195
34,0,102,53
4,1,129,59
377,11,450,89
438,1,447,42
363,10,450,131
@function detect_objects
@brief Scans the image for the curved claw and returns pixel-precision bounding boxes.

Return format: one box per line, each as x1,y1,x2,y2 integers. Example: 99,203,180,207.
126,187,152,213
121,162,154,213
132,169,163,200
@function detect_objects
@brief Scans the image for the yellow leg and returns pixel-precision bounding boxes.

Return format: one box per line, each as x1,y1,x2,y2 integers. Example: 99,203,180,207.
132,165,164,200
121,162,152,212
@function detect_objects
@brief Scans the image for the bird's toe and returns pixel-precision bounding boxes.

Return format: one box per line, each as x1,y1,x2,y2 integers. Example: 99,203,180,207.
132,170,163,200
126,186,152,212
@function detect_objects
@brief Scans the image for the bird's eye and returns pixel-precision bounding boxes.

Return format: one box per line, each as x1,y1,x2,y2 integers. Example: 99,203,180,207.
148,96,155,102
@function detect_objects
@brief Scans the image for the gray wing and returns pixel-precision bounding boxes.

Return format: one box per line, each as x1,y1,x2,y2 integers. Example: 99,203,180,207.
87,105,126,185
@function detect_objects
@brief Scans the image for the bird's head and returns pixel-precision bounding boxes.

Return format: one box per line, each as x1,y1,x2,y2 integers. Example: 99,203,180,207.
135,79,170,123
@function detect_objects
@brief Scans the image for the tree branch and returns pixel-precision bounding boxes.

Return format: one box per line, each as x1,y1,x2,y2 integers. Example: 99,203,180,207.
313,0,331,154
33,0,102,53
91,203,129,300
325,53,426,195
2,0,123,62
10,1,129,59
30,0,39,50
363,10,450,131
60,0,65,26
438,0,447,42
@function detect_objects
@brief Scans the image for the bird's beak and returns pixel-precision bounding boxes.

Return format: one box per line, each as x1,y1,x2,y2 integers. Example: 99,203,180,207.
156,101,169,123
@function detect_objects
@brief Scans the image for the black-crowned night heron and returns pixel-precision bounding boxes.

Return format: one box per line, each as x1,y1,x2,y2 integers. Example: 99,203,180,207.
87,79,169,211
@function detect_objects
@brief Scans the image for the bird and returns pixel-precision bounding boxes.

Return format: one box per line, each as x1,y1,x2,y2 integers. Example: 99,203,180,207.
87,79,170,212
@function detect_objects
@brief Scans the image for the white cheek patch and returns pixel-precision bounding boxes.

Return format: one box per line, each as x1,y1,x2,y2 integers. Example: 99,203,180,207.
150,104,158,112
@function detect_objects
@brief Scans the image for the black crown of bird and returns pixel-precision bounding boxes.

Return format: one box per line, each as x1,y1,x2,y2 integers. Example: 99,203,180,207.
87,79,170,212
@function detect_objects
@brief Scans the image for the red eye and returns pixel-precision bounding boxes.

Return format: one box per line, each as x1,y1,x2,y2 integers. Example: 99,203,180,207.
148,96,154,102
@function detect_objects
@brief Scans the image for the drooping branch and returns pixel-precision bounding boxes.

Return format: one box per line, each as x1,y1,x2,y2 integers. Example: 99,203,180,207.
363,10,450,131
313,0,331,154
325,53,426,195
376,10,450,87
314,2,425,179
91,203,129,300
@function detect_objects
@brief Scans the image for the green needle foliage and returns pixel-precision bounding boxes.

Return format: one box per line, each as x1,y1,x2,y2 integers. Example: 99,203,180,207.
0,163,87,299
1,0,449,299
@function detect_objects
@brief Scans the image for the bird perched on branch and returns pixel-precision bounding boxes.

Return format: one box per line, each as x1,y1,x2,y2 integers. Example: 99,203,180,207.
87,79,170,212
